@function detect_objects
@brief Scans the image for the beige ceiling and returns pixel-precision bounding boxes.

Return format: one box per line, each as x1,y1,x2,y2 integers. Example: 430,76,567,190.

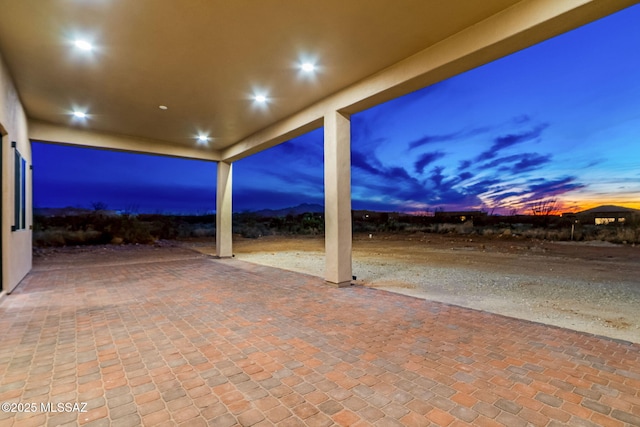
0,0,525,152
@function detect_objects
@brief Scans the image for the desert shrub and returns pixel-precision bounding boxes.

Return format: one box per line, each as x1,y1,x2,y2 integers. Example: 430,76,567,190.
63,230,105,245
253,212,323,236
376,219,408,232
353,222,377,233
235,223,272,239
32,229,107,247
591,225,640,244
33,230,67,247
121,222,154,244
404,225,430,233
191,226,215,237
429,223,455,233
33,213,159,246
551,228,571,241
456,221,475,235
430,222,475,234
145,216,179,240
103,217,154,244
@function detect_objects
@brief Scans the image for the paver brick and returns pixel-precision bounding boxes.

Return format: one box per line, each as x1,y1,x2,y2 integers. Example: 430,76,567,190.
536,391,564,408
495,397,522,414
0,247,638,427
450,404,478,423
426,407,455,426
611,409,640,425
318,399,343,415
292,402,319,419
582,398,611,415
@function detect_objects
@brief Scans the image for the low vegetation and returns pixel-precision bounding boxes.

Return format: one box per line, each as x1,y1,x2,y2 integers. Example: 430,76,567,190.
32,209,639,247
33,212,214,247
354,213,640,244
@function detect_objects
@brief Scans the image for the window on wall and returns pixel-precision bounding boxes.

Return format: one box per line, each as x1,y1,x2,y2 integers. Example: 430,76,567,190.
12,142,26,231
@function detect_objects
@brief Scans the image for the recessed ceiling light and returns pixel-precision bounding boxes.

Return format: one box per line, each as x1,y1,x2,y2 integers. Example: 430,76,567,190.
254,94,267,103
74,40,93,51
73,111,87,118
197,135,210,143
301,62,316,73
159,105,168,110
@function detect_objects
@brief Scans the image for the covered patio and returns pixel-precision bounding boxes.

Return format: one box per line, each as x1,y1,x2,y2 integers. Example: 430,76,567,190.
2,0,638,293
1,246,638,426
2,2,640,426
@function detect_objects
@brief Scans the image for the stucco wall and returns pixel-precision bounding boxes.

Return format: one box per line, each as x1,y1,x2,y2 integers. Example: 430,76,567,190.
0,51,31,295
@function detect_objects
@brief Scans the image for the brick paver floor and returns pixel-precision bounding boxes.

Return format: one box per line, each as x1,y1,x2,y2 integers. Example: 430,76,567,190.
1,246,639,426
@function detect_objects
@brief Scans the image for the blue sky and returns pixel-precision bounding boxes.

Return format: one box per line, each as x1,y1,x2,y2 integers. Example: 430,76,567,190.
33,4,640,214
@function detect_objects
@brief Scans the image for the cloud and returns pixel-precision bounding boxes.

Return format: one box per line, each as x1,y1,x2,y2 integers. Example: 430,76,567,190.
351,150,384,176
477,176,586,209
248,130,324,169
482,154,526,169
480,153,552,173
414,151,446,174
408,126,492,150
477,124,548,161
462,178,503,195
387,167,413,181
458,172,474,181
352,149,450,208
264,168,323,193
512,114,531,124
408,134,458,150
351,117,389,148
526,176,585,200
458,160,472,171
352,150,420,185
512,153,552,172
429,166,446,188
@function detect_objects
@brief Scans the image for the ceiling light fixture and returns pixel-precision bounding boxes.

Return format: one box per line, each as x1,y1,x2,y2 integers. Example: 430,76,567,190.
254,94,267,103
74,39,93,51
301,62,316,73
197,135,210,144
73,111,87,118
159,105,168,110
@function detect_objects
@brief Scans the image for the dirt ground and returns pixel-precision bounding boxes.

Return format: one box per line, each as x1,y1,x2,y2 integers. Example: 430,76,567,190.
188,232,640,343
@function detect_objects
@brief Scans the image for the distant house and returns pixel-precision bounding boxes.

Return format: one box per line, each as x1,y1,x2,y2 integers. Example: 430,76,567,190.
564,205,640,225
434,210,487,223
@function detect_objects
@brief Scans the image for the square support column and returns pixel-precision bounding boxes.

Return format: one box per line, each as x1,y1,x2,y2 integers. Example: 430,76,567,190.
216,161,233,258
324,111,352,287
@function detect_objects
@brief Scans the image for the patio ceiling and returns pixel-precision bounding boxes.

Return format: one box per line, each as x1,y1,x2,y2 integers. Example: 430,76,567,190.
0,1,635,159
0,0,519,148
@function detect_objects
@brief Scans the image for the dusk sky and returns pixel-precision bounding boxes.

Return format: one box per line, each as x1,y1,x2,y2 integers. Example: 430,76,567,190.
33,4,640,215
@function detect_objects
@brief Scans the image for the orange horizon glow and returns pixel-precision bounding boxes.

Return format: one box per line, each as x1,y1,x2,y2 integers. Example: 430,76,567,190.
403,200,640,217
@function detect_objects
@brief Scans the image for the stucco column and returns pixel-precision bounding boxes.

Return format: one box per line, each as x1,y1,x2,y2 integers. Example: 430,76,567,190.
324,111,352,287
216,161,233,258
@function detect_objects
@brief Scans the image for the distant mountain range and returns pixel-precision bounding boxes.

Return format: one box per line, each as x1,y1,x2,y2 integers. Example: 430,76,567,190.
34,204,325,217
35,207,103,217
253,203,324,217
34,203,639,219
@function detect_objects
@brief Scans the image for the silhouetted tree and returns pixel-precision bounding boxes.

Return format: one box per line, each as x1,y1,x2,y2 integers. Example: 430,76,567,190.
530,198,558,216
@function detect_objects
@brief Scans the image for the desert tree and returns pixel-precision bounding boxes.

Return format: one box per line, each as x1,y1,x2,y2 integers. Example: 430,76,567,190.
530,198,558,216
